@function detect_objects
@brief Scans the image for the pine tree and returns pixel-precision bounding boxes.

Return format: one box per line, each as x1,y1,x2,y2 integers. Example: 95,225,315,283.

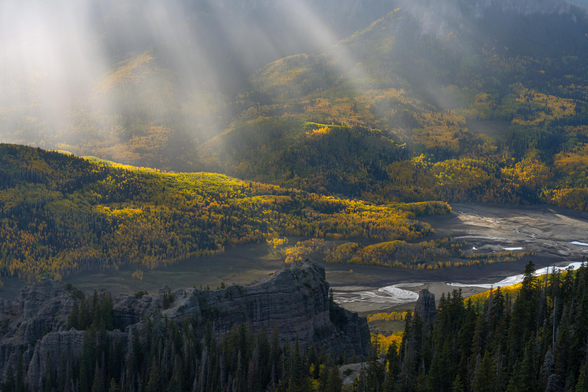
473,352,496,392
91,364,105,392
366,335,385,391
318,363,330,392
68,301,80,330
451,374,465,392
146,359,161,392
519,338,538,392
16,351,25,392
575,361,588,392
166,377,181,392
3,362,16,392
289,333,306,392
383,342,399,392
108,379,119,392
326,362,342,392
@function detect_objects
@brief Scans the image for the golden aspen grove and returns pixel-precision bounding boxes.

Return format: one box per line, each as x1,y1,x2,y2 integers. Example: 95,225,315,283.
0,144,449,282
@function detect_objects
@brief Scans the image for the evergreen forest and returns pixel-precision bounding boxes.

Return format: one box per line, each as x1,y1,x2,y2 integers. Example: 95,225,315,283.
3,263,587,392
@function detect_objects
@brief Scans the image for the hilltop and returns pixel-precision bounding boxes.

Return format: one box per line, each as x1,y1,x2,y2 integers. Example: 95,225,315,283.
0,143,449,283
199,3,588,210
1,0,588,215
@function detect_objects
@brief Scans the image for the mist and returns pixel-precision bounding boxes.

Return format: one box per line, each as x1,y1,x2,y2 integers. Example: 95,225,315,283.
2,0,577,171
0,0,397,168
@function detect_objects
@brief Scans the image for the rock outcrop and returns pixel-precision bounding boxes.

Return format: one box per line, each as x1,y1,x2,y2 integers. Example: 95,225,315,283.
112,259,369,355
0,260,370,388
414,289,437,326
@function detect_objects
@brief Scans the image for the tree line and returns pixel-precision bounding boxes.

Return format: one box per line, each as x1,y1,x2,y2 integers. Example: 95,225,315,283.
0,144,448,282
351,262,588,392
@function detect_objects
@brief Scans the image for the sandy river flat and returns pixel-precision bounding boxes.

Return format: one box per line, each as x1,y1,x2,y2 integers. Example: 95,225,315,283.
326,203,588,314
1,203,587,315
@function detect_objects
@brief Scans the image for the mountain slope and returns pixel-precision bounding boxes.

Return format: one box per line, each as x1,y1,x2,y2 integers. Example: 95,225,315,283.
3,0,588,210
0,0,403,172
3,0,584,174
199,3,588,209
0,144,448,282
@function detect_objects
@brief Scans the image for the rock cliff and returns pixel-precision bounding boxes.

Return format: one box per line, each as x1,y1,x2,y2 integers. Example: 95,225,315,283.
0,260,370,387
414,289,437,326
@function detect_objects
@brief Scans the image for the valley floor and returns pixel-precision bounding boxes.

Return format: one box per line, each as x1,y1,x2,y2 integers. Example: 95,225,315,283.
2,203,587,315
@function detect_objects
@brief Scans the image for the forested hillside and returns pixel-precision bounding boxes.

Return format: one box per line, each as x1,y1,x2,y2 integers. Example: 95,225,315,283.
350,262,588,391
3,1,588,213
0,144,448,282
23,313,350,392
199,5,588,210
0,260,368,392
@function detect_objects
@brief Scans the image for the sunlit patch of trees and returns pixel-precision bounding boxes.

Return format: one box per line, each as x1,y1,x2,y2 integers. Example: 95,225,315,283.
324,240,453,268
543,187,588,211
371,332,403,355
282,236,530,270
466,267,574,307
131,269,144,281
0,144,446,282
367,311,412,323
285,239,329,264
266,237,289,249
511,84,576,125
322,239,531,270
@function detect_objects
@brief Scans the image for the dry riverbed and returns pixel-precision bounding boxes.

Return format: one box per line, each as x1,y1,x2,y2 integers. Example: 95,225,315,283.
327,203,588,314
1,204,587,316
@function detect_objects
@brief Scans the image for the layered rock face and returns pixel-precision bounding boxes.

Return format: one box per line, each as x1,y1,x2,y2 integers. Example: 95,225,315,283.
0,260,370,387
113,259,369,354
414,289,437,326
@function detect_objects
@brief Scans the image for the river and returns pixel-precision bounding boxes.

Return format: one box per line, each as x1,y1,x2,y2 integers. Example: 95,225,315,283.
1,203,587,315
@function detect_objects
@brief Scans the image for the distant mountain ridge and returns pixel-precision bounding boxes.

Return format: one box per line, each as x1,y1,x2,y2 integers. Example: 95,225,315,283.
399,0,575,36
416,0,571,17
198,0,588,210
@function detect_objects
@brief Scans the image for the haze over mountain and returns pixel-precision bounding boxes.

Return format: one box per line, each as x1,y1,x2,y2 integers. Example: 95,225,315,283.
1,0,588,208
1,0,585,167
0,0,400,166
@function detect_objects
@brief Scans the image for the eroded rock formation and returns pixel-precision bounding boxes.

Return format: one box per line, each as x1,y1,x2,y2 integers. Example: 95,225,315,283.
414,289,437,326
0,260,369,388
